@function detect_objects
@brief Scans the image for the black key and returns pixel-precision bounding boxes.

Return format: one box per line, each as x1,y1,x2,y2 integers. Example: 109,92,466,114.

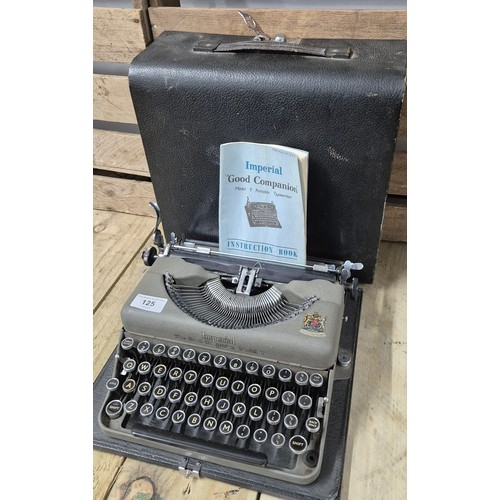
200,395,214,410
282,390,296,406
137,381,152,396
105,399,123,419
216,398,230,414
120,337,134,351
122,358,136,373
284,414,298,430
136,340,150,354
171,409,186,424
137,361,151,375
168,367,183,382
187,413,202,428
245,361,259,375
295,371,309,386
105,377,119,391
155,406,170,420
200,373,214,388
167,345,181,359
153,385,167,399
215,376,229,391
122,379,136,393
231,380,246,395
305,417,321,433
184,392,198,407
184,370,198,384
236,424,251,440
219,420,233,435
247,383,262,399
182,348,196,362
298,394,313,410
289,435,308,454
198,352,211,365
253,429,268,444
264,387,279,402
271,433,286,448
232,402,246,418
266,410,281,425
229,358,243,371
249,406,263,421
203,417,218,431
152,343,166,356
309,373,324,388
124,400,138,414
168,388,182,404
262,364,276,378
153,364,167,378
213,354,227,368
139,403,154,417
278,368,292,383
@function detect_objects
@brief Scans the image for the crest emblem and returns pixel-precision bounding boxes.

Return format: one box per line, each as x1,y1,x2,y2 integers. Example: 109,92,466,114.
300,312,327,337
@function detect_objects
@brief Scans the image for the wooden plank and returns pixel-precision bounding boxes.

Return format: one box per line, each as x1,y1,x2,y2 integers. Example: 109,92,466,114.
381,202,407,242
388,152,407,196
94,8,147,63
93,451,125,500
94,75,137,124
93,210,152,310
348,241,407,498
105,458,258,500
93,174,155,217
149,8,406,40
94,129,149,176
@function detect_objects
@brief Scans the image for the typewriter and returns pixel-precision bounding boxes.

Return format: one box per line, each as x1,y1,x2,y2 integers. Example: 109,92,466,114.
245,198,282,228
99,203,362,485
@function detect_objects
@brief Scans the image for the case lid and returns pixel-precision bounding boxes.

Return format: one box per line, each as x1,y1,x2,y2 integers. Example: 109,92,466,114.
129,31,406,282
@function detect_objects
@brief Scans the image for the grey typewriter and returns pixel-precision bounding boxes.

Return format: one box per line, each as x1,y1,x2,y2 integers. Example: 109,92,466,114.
99,203,362,485
245,198,282,228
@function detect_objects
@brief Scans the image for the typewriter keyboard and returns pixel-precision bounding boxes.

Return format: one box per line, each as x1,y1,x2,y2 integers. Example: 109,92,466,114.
100,332,331,479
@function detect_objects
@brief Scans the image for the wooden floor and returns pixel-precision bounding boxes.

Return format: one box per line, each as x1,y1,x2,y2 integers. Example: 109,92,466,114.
93,208,407,500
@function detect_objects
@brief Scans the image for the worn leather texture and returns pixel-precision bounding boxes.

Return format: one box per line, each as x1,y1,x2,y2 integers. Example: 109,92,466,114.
128,32,406,282
94,289,362,500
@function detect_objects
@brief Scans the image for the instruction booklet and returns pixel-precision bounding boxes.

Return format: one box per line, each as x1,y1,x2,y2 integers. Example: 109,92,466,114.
219,142,308,265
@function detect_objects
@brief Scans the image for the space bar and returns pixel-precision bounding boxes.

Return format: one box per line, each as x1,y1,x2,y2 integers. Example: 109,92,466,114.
131,424,268,466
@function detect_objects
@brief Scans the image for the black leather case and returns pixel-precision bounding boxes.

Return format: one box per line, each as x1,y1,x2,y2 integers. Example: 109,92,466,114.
127,31,406,283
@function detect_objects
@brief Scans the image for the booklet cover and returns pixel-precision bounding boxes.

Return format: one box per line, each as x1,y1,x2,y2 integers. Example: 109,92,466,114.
219,142,308,265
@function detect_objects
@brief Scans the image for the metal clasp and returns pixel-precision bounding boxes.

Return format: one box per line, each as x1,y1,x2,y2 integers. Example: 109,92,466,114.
178,457,202,479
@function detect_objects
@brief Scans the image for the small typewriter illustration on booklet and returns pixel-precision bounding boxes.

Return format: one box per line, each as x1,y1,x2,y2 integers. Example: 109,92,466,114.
245,198,282,228
98,202,363,485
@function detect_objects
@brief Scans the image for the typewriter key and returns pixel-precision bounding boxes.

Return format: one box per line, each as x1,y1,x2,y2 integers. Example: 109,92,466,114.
182,348,196,362
249,406,263,421
236,424,251,439
184,392,198,406
168,367,183,382
120,337,134,350
105,399,123,419
137,340,150,354
153,385,167,399
153,364,167,377
229,358,243,371
155,406,169,420
139,403,154,417
137,361,151,375
247,383,262,398
213,354,227,368
167,345,181,359
172,409,185,424
298,394,313,410
187,413,201,427
295,371,309,386
253,429,268,443
124,400,138,414
232,402,246,418
168,388,182,404
289,435,308,454
219,420,233,435
245,361,259,375
216,398,230,414
105,377,119,391
200,395,214,410
282,391,296,406
231,380,245,395
184,370,198,384
305,417,321,433
271,433,286,448
264,387,279,402
152,343,166,356
309,373,324,388
198,352,211,365
215,376,229,391
203,417,217,431
284,414,298,430
122,379,136,393
262,364,276,378
200,373,214,388
278,368,292,383
122,358,136,373
266,410,281,425
138,381,152,396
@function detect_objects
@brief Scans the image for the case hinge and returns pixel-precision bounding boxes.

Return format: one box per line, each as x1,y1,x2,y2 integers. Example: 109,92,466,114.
178,457,202,479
